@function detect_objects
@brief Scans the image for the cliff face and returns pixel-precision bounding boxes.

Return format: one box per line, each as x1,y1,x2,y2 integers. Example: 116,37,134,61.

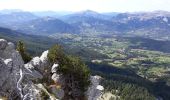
0,39,104,100
0,39,24,99
0,39,56,99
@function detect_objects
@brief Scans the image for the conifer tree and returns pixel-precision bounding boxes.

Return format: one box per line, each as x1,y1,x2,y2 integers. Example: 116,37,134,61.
17,41,32,63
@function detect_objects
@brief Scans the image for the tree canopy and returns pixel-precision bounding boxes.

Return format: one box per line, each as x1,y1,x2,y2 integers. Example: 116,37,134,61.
48,45,90,98
16,41,32,63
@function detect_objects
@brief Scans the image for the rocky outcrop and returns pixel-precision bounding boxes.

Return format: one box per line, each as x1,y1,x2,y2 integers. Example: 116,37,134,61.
0,39,104,100
0,39,46,99
87,76,104,100
0,39,24,99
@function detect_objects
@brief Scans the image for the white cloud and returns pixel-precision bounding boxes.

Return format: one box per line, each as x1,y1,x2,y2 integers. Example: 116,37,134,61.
0,0,169,12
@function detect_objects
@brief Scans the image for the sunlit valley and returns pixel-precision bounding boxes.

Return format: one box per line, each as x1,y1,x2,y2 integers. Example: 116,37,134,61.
0,1,170,100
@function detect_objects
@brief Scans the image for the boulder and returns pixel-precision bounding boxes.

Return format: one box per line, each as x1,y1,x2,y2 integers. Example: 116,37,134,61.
0,39,7,50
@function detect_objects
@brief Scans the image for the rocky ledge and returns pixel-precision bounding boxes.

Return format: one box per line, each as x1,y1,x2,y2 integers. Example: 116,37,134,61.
0,39,104,100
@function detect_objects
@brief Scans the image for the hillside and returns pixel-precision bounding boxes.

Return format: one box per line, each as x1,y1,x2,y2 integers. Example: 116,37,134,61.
0,39,104,100
0,11,38,29
1,10,170,40
50,33,170,99
1,10,170,100
16,17,79,35
0,27,59,55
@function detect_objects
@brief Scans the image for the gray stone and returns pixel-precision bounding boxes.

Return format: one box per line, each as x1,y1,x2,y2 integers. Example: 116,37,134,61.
0,39,104,100
4,58,13,69
40,50,48,63
52,73,62,83
50,86,64,99
0,39,7,50
51,63,58,73
31,57,41,67
87,75,104,100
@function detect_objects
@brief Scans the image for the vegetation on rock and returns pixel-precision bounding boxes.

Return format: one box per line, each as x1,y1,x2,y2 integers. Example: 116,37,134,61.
48,45,90,99
16,41,32,63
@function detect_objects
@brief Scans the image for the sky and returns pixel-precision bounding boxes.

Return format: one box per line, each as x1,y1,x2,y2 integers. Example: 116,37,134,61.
0,0,170,12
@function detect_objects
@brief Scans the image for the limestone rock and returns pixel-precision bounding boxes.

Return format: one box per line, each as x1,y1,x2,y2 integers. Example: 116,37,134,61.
32,57,41,67
0,39,7,50
0,39,105,100
0,39,44,99
25,63,35,70
51,73,61,83
51,63,58,73
6,42,15,51
4,59,13,69
50,86,64,99
87,75,104,100
96,85,104,91
0,58,10,87
40,50,49,64
0,39,23,99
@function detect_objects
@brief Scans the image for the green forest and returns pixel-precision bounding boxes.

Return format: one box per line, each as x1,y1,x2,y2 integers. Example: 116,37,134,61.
1,32,170,100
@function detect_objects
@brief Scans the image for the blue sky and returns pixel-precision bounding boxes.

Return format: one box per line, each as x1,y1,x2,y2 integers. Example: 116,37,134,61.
0,0,169,12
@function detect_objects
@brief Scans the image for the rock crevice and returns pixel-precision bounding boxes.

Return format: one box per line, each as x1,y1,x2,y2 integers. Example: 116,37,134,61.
0,39,104,100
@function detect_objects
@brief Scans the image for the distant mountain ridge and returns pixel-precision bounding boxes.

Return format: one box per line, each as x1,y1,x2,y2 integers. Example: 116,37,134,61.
0,11,38,23
110,11,170,40
0,9,170,40
60,10,112,22
0,11,38,30
32,11,74,17
16,16,79,35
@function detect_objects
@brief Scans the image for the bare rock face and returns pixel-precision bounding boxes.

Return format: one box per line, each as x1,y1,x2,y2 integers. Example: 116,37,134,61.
22,50,51,99
50,63,65,99
87,75,104,100
32,57,42,67
0,39,104,100
0,39,7,50
0,39,24,99
0,39,45,99
40,50,49,66
51,63,64,85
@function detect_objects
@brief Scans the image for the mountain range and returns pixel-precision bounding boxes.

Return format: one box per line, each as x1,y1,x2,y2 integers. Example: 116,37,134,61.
0,9,170,40
1,9,170,100
16,16,78,35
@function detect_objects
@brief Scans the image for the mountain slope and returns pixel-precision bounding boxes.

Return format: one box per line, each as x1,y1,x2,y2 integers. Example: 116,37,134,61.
1,10,170,39
111,11,170,40
0,27,58,55
60,10,111,22
59,10,170,38
59,10,116,34
0,11,38,27
16,17,79,35
32,11,73,17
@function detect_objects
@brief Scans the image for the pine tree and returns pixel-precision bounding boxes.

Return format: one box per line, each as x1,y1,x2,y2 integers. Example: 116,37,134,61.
48,45,90,99
17,41,32,63
47,44,65,64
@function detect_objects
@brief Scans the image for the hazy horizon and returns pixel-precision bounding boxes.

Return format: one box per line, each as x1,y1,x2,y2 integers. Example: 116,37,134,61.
1,9,170,14
0,0,170,13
